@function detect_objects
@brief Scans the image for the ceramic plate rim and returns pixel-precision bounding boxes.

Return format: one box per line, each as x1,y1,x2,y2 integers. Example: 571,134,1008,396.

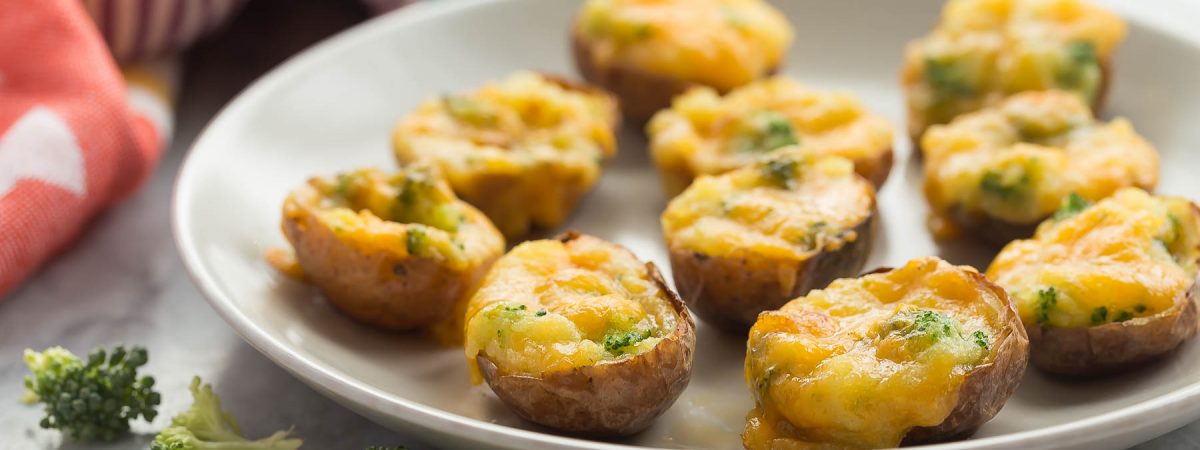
171,1,1200,448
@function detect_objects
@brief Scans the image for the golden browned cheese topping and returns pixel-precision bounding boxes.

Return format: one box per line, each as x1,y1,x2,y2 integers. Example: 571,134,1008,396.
661,150,874,291
988,188,1200,328
464,235,677,383
902,0,1126,137
922,90,1158,238
648,77,894,194
576,0,793,90
281,165,502,271
744,257,1006,449
392,71,618,236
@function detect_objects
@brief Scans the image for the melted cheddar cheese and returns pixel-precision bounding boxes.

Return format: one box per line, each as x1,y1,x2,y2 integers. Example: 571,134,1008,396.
988,188,1200,328
392,72,618,238
464,235,677,383
923,90,1158,238
662,150,874,275
648,77,894,195
576,0,793,91
744,257,1006,449
280,165,502,271
902,0,1126,138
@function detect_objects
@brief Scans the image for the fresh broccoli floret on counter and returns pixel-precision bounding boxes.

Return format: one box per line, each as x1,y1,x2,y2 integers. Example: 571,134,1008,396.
150,377,302,450
23,345,160,442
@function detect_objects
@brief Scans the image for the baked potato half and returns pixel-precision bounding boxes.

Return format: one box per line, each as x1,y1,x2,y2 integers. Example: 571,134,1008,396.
902,0,1126,141
275,164,505,342
744,256,1029,448
464,232,695,436
571,0,793,124
648,77,895,196
662,150,877,332
923,90,1159,245
987,188,1200,376
391,71,618,240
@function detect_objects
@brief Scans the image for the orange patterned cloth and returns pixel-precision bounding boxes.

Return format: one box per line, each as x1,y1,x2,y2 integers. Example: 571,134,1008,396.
0,0,173,296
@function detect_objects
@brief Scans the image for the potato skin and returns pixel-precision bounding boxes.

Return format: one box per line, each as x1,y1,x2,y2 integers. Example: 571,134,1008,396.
283,209,494,331
903,270,1031,444
670,214,876,333
946,204,1040,248
477,234,696,436
571,25,777,125
1025,280,1198,376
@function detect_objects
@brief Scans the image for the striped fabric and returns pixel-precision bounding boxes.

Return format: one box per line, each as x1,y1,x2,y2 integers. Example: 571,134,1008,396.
80,0,246,63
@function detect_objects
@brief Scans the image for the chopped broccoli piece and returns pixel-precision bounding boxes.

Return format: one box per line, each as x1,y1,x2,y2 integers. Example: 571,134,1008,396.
1113,310,1135,323
23,345,160,442
971,330,990,350
1135,304,1148,313
602,328,653,354
1091,306,1109,325
885,310,962,347
1056,41,1101,103
734,111,799,153
798,221,828,249
150,377,302,450
405,227,427,256
392,176,462,233
1035,287,1058,325
925,58,975,101
535,309,548,317
1054,192,1091,220
761,158,800,190
503,304,528,312
442,95,496,126
980,169,1031,202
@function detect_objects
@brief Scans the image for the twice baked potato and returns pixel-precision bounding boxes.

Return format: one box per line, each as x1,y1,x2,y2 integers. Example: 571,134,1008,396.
648,77,895,196
662,150,877,332
464,232,695,435
923,90,1159,245
392,71,618,239
744,256,1029,448
902,0,1127,141
572,0,793,124
276,164,504,342
987,188,1200,375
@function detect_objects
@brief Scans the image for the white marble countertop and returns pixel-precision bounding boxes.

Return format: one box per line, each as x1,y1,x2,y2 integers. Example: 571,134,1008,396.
0,2,1198,449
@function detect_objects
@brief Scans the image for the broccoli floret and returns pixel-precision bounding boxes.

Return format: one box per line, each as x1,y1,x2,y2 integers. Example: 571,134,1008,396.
1054,192,1091,220
734,111,799,153
1035,287,1058,325
405,227,427,256
23,345,160,442
1091,306,1109,325
150,377,302,450
1056,41,1101,103
442,95,496,126
971,330,990,350
761,158,800,190
980,169,1032,202
925,58,976,101
602,328,653,354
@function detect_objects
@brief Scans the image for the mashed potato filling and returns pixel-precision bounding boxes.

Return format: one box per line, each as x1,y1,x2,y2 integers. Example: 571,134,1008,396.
922,90,1158,237
988,188,1200,328
465,235,677,383
743,257,1004,449
649,77,893,194
662,151,873,289
392,71,617,237
577,0,793,91
281,166,496,271
902,0,1127,136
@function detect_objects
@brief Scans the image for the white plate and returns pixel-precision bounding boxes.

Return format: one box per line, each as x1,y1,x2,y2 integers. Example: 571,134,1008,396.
172,0,1200,448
